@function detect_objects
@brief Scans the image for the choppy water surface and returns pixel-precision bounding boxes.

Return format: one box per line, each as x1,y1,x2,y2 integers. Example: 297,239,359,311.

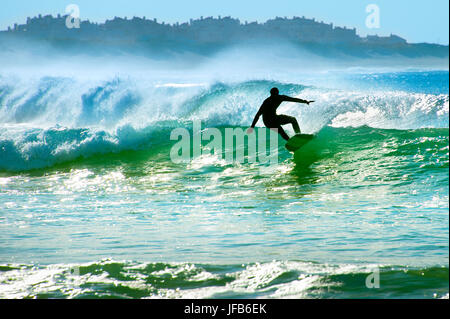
0,71,448,298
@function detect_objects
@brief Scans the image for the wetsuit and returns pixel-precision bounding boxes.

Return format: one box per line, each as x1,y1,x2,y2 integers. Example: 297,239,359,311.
250,94,308,141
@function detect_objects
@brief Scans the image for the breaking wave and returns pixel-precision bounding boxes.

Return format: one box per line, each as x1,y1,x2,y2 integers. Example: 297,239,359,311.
0,259,448,299
0,74,448,172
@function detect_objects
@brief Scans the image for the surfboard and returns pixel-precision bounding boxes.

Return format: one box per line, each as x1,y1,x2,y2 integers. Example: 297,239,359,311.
285,134,315,152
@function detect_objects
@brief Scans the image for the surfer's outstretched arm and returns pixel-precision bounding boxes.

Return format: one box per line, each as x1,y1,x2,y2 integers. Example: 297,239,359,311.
281,95,314,105
249,107,263,129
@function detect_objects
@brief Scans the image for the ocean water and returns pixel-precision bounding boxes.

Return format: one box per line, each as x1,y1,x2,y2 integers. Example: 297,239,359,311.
0,69,448,299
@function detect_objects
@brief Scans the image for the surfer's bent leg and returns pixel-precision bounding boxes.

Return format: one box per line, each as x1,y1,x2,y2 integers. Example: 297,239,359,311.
277,115,301,134
272,126,290,141
263,117,290,141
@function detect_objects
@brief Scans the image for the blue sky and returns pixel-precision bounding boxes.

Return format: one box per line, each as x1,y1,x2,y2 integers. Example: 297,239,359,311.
1,0,449,44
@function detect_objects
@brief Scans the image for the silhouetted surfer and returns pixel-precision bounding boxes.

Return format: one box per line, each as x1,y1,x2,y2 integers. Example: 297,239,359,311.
247,87,314,140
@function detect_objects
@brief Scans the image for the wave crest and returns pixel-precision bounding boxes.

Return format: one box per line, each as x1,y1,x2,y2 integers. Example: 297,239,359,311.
0,74,448,171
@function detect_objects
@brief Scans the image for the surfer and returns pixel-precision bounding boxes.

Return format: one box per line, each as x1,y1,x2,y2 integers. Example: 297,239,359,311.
247,87,314,141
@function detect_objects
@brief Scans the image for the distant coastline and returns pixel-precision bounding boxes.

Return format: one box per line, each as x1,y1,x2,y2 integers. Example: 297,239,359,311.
1,14,448,59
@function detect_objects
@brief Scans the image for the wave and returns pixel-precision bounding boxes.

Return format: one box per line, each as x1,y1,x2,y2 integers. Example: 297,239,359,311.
0,74,448,172
0,259,448,299
0,125,158,171
1,75,447,129
0,125,447,173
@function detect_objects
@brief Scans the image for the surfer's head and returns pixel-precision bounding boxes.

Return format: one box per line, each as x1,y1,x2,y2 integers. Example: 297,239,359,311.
270,87,279,96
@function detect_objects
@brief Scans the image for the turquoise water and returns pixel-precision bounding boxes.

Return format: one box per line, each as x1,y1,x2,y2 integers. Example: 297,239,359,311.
0,71,448,298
